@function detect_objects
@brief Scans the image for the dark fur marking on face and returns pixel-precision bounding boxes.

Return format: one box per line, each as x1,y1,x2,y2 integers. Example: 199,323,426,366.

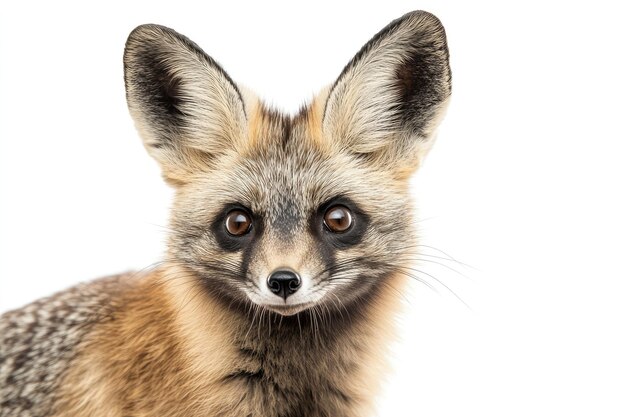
273,197,300,236
239,210,266,285
281,112,292,148
309,225,336,287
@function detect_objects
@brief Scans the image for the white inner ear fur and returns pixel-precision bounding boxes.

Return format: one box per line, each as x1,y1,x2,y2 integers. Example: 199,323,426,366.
160,53,248,154
125,25,262,183
321,13,450,169
323,52,412,154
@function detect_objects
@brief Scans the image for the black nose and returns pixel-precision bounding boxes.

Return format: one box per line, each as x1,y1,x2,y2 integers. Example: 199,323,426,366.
267,269,301,300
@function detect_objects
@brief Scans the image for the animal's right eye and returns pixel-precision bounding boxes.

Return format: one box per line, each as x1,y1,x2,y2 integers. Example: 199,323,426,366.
323,205,353,233
224,210,252,236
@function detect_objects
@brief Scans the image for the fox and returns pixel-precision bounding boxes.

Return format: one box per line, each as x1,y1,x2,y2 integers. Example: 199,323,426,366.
0,10,451,417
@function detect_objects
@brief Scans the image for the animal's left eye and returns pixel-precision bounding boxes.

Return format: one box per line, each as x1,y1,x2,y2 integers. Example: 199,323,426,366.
323,205,353,233
225,210,252,236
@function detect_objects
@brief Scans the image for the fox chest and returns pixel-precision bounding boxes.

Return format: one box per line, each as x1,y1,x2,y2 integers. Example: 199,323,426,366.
213,342,365,417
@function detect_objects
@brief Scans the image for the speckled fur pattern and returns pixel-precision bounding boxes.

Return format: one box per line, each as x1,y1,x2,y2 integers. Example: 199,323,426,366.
0,10,451,417
0,275,128,416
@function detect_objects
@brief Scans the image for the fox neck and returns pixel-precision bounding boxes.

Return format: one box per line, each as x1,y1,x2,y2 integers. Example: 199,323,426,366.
165,263,406,416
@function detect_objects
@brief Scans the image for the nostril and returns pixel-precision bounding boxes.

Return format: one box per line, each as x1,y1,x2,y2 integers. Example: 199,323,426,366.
288,277,301,291
267,269,301,299
269,279,281,293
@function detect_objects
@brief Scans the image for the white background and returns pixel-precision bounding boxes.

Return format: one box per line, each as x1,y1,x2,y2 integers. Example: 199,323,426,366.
1,1,625,416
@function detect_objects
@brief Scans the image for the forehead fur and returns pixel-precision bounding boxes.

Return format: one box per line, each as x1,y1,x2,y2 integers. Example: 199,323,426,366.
175,99,408,224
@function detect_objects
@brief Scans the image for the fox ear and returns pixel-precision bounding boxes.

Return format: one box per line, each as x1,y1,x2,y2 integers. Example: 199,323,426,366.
124,24,249,184
322,11,451,174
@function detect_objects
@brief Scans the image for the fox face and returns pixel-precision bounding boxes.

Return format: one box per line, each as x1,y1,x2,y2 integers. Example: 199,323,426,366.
124,11,450,316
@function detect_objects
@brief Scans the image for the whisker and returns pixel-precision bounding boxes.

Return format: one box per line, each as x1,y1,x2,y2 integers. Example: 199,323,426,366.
411,244,468,266
401,257,474,281
395,266,471,310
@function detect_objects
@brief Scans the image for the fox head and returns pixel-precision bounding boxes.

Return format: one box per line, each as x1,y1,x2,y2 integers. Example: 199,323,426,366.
123,11,451,317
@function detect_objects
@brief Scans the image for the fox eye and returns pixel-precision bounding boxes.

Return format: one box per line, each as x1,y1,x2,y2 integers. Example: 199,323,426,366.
225,210,252,236
324,205,353,233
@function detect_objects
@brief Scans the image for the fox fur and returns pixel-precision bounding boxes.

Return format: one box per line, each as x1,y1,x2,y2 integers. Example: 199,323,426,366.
0,10,451,417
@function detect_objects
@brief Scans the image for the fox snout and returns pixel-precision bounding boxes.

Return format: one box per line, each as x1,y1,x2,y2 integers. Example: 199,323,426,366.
242,229,328,316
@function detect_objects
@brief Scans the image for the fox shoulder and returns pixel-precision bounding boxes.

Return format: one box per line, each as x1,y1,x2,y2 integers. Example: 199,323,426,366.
0,275,129,416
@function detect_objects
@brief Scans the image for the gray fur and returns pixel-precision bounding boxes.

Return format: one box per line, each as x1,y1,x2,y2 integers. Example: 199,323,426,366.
0,276,125,416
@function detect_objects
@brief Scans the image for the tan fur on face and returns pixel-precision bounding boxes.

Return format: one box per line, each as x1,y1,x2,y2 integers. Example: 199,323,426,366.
242,103,290,155
303,88,335,154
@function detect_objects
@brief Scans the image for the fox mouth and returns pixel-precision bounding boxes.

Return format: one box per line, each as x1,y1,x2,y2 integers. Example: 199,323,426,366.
263,301,316,316
244,285,326,316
